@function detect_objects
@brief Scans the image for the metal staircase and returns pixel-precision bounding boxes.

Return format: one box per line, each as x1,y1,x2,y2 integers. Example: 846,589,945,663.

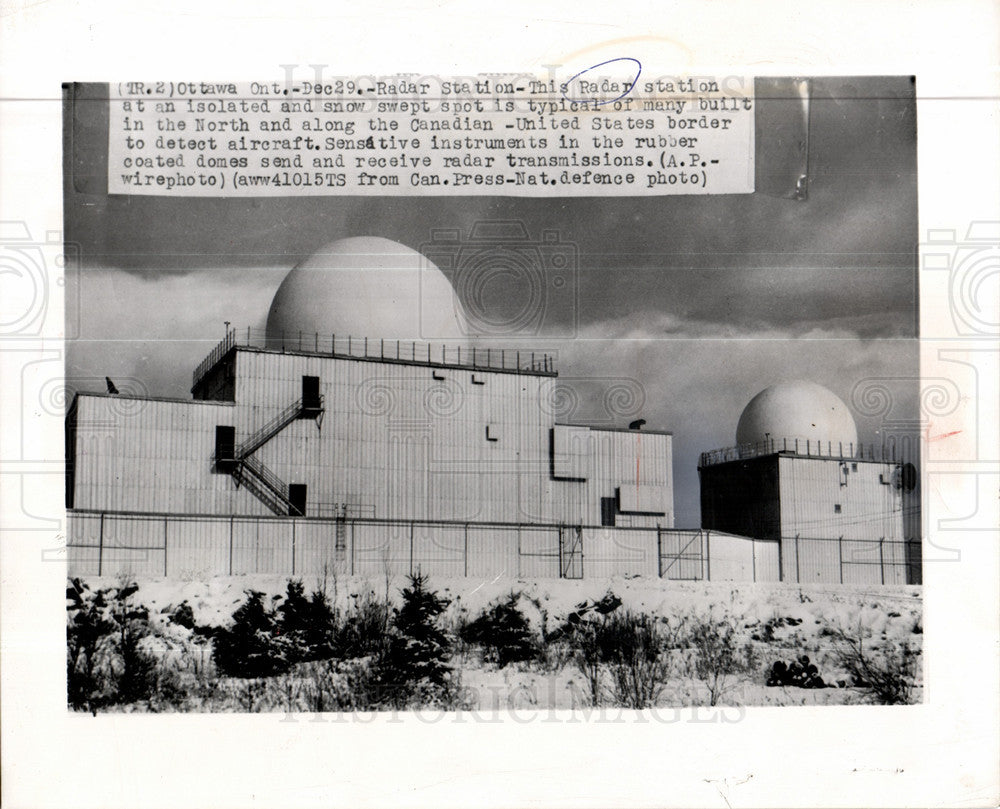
233,455,301,516
218,389,324,516
237,398,312,458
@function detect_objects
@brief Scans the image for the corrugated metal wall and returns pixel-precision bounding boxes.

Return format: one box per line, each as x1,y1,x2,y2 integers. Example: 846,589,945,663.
778,456,907,585
70,349,673,533
70,395,268,516
550,425,673,527
697,531,781,582
235,349,557,524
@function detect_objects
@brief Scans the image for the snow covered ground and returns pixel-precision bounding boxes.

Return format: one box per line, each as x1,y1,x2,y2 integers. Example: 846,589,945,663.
72,574,923,710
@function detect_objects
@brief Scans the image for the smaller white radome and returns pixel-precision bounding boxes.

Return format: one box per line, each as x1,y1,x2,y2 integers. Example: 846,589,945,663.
736,380,858,450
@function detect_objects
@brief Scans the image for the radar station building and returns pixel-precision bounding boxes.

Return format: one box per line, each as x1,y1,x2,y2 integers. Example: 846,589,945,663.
698,381,921,585
65,235,917,585
66,237,691,581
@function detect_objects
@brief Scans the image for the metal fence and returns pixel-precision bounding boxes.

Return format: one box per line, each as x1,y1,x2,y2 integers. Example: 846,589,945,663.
193,327,558,390
66,511,915,585
699,437,904,467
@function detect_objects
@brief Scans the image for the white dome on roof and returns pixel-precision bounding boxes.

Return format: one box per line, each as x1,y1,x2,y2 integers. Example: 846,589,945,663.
736,381,858,452
265,236,467,343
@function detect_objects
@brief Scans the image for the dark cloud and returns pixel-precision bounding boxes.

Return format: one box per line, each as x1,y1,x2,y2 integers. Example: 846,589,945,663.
66,77,916,338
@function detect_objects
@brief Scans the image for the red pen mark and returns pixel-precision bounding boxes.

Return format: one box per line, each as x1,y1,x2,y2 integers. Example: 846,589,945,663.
924,421,962,442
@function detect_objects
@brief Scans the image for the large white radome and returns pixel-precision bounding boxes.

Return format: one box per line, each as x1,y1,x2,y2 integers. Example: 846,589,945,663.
735,381,858,450
265,236,467,343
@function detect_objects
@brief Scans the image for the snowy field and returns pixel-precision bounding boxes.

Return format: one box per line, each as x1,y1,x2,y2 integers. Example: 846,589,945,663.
68,574,923,711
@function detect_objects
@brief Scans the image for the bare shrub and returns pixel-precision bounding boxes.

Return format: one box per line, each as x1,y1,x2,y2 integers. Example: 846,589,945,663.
830,624,920,705
689,612,758,706
236,678,267,712
565,619,606,706
563,606,685,709
605,612,686,709
337,588,391,659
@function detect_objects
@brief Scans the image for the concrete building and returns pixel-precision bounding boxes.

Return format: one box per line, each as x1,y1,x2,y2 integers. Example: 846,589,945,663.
698,381,920,585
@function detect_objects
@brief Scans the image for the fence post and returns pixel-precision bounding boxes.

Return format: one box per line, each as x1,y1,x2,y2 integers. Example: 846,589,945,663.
794,534,801,583
838,535,843,584
350,521,355,577
556,526,562,579
705,531,711,581
656,528,662,578
163,518,168,577
98,512,104,576
409,521,414,576
576,526,583,579
229,516,234,575
291,519,296,576
879,536,885,585
464,523,469,577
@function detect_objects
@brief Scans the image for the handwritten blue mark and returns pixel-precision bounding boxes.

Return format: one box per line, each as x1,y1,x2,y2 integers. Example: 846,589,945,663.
561,58,642,106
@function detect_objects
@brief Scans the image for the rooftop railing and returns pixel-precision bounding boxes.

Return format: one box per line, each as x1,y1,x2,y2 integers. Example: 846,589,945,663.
698,437,902,467
193,327,558,389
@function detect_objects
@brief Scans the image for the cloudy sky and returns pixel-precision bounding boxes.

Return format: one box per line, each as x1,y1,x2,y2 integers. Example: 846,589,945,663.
65,76,918,526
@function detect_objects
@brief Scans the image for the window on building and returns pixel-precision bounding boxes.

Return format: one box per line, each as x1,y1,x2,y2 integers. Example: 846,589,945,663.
834,504,842,514
214,425,236,465
288,484,307,517
600,497,616,527
302,376,321,410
